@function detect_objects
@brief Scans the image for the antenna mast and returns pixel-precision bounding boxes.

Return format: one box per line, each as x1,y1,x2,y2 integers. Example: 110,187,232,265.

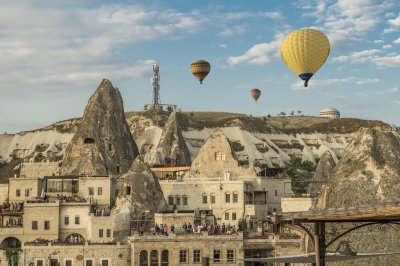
152,63,160,107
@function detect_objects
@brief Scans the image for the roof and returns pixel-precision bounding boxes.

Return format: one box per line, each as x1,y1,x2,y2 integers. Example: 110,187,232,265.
150,166,190,172
280,202,400,222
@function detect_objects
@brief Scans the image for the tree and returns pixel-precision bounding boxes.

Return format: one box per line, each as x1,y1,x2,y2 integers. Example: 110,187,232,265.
290,110,295,116
284,155,316,195
297,110,302,115
279,112,286,116
166,105,173,113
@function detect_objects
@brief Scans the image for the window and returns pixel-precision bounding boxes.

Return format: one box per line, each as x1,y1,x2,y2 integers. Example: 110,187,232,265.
179,250,188,263
36,260,44,266
97,187,103,195
215,152,221,161
64,216,69,225
221,153,226,160
227,249,235,262
75,216,80,225
44,221,50,230
101,260,109,266
161,250,169,265
211,194,216,204
202,195,207,204
25,189,30,197
99,229,104,238
32,221,38,230
168,195,174,205
176,195,181,205
193,249,201,263
108,144,112,152
225,213,229,220
225,193,230,203
233,193,238,203
126,186,131,195
83,138,95,144
106,229,111,237
139,250,148,266
232,213,237,220
150,250,159,266
16,189,20,197
85,260,93,266
65,260,72,266
88,187,94,196
182,195,188,205
213,250,221,263
275,190,278,197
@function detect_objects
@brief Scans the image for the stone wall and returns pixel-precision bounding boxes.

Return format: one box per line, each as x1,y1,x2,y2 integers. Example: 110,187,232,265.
281,197,313,212
0,184,8,203
8,178,43,202
20,162,61,178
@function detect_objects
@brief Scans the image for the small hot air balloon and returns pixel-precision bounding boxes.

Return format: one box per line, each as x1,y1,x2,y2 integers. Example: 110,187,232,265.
281,28,330,87
250,88,261,102
190,59,211,84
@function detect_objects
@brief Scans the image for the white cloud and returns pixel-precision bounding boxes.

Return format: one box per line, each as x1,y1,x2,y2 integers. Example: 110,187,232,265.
218,25,247,37
394,37,400,44
383,44,392,49
222,11,283,21
372,54,400,67
374,40,384,44
331,49,382,63
291,76,379,90
0,3,205,98
227,34,284,65
387,87,399,93
219,44,228,49
384,13,400,33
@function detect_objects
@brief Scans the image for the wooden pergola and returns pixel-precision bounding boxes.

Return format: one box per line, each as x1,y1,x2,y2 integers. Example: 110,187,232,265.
270,202,400,266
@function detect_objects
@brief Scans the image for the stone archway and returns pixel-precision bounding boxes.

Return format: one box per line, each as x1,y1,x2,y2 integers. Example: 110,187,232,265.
65,233,85,244
0,237,21,249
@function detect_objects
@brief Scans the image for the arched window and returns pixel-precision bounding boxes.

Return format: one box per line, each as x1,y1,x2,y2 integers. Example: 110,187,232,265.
150,250,158,266
161,250,169,265
139,250,148,266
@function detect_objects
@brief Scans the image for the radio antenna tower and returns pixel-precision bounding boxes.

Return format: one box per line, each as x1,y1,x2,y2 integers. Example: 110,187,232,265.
152,63,160,107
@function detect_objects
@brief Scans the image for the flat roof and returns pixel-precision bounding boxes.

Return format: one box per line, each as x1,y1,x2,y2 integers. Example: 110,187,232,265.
151,166,190,172
281,202,400,222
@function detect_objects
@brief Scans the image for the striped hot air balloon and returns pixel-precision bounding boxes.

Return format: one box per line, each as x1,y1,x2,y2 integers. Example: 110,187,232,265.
281,28,330,87
250,88,261,102
190,59,211,84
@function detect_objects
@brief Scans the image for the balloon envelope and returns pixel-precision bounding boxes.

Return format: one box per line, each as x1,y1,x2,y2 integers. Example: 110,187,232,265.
250,88,261,102
190,59,211,84
281,28,330,87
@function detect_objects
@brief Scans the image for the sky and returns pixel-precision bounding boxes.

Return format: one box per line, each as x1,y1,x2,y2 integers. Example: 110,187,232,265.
0,0,399,133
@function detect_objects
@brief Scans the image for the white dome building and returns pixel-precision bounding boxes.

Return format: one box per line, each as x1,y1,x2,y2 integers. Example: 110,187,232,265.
320,107,340,118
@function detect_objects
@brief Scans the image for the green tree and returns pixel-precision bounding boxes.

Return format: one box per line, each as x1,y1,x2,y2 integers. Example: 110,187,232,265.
284,156,316,195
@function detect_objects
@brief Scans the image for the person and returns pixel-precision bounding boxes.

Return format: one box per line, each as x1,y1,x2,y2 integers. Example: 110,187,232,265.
171,224,175,234
101,208,105,216
139,225,144,236
163,224,169,236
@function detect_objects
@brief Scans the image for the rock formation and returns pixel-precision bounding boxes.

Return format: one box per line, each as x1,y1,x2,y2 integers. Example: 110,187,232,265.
61,79,138,176
315,128,400,265
113,157,166,240
145,111,191,166
310,150,336,197
189,128,255,178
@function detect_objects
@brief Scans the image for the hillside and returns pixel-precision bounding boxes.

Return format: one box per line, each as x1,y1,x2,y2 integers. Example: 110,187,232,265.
0,110,391,181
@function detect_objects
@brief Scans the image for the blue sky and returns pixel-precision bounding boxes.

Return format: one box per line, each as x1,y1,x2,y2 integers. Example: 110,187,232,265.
0,0,399,133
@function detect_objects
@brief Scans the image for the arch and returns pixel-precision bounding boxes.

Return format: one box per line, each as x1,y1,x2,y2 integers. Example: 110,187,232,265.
161,250,169,265
0,237,21,249
65,233,85,244
150,250,158,266
139,250,148,266
126,186,131,196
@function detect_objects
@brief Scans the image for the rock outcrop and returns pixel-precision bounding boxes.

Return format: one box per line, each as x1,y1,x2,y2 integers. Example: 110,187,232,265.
145,111,191,166
310,151,336,196
113,157,166,240
189,128,255,178
61,79,138,176
316,128,400,265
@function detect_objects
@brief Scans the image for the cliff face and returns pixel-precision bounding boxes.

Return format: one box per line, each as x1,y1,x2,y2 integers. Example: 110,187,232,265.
60,79,138,176
144,111,191,166
316,128,400,265
310,151,336,197
113,157,166,240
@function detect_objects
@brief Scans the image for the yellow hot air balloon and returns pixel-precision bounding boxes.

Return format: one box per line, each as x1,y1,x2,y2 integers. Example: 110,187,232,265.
250,88,261,102
281,28,330,87
190,59,210,84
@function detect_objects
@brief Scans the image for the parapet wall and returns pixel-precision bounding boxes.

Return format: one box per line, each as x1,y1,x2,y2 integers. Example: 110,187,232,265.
20,162,61,178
